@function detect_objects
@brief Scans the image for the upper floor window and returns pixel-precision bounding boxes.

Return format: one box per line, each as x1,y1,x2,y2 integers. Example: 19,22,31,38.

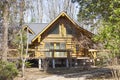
45,43,54,49
66,24,72,34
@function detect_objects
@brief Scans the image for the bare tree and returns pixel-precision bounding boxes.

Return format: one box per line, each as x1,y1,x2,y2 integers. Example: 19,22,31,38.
0,0,26,61
2,0,9,61
37,0,43,23
23,0,79,23
19,0,26,77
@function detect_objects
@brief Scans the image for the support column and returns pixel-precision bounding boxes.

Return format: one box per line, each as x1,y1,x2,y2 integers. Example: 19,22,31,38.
52,51,55,68
66,59,69,68
52,59,55,68
75,58,78,67
69,51,72,68
93,52,96,66
38,59,42,70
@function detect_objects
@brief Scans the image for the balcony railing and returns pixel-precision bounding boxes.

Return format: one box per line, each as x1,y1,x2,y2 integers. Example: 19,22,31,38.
40,49,72,58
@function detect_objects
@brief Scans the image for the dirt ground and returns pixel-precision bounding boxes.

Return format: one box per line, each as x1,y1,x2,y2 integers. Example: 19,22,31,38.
14,66,120,80
14,68,51,80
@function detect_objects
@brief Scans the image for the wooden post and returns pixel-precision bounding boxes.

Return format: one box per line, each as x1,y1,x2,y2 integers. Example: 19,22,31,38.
93,52,97,66
69,51,72,68
67,51,72,68
75,58,78,67
52,51,55,68
66,59,69,68
52,59,55,68
38,36,41,43
38,59,42,70
91,51,97,66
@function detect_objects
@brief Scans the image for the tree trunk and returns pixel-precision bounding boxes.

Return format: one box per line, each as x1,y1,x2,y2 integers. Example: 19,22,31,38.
19,0,25,77
2,1,9,61
20,29,24,77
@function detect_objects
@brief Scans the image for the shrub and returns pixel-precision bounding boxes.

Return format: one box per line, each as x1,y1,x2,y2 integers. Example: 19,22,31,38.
0,61,18,80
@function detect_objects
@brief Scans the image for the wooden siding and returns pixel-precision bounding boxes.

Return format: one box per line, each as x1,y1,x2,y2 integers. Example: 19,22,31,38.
34,34,90,58
33,16,92,59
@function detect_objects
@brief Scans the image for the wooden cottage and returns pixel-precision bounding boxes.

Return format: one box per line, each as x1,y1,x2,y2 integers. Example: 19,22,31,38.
23,12,96,69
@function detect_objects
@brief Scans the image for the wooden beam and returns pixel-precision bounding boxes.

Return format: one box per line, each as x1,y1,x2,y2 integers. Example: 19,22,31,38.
8,49,17,51
8,49,35,51
38,36,41,43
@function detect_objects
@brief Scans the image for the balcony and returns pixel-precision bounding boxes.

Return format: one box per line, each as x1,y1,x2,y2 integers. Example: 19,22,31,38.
40,49,72,58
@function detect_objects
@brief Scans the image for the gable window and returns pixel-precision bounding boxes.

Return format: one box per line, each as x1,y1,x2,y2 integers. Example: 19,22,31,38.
66,24,72,34
48,24,59,34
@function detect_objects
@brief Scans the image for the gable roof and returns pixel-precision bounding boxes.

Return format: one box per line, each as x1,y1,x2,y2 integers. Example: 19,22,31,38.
23,12,93,44
23,23,48,44
31,12,93,42
24,23,48,35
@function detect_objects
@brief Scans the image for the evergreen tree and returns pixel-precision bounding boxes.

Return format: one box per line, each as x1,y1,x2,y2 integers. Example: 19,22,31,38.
77,0,120,64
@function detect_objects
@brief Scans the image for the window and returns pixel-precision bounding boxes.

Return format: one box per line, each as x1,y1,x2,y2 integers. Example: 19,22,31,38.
55,43,60,57
55,43,66,49
60,43,66,57
45,43,54,57
60,43,66,49
48,24,59,34
44,42,66,57
55,43,66,57
66,24,72,34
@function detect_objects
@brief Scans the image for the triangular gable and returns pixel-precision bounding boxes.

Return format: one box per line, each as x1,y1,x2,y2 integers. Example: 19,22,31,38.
32,12,93,42
23,25,34,34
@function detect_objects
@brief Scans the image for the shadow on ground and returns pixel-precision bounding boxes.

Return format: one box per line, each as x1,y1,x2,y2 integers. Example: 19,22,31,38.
46,67,113,79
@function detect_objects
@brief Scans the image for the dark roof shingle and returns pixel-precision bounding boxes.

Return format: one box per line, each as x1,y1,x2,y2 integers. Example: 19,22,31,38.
24,23,48,44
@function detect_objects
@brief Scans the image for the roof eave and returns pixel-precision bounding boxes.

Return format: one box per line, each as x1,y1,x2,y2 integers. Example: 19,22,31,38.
23,25,35,34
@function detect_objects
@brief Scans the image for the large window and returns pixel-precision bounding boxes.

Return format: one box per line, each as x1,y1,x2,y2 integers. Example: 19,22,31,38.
48,24,59,34
55,43,66,57
66,24,72,34
45,42,66,57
